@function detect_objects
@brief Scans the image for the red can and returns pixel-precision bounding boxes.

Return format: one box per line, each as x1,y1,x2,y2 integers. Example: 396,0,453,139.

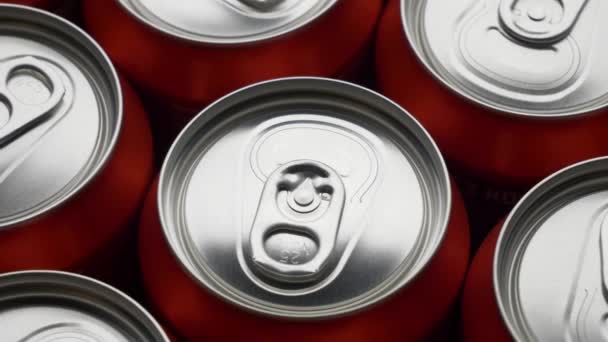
454,171,527,249
376,0,608,239
83,0,382,150
0,271,169,341
0,6,153,284
377,0,608,187
139,78,470,341
1,0,57,8
462,157,608,341
1,0,78,15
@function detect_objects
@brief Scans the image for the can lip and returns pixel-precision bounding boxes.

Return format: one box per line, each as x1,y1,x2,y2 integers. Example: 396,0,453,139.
158,77,452,319
116,0,340,46
399,0,608,119
493,156,608,341
0,270,169,341
0,4,123,229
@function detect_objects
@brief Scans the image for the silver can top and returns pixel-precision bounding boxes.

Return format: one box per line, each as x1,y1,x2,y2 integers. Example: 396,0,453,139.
0,271,168,341
117,0,339,44
159,77,452,318
0,5,121,227
495,157,608,341
402,0,608,117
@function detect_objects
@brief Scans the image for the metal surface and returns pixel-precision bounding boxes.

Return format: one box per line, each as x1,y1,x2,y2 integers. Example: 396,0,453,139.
499,0,589,45
0,5,121,227
0,56,65,145
158,77,451,318
248,160,346,284
401,0,608,117
494,157,608,341
240,0,285,11
117,0,339,44
0,271,168,341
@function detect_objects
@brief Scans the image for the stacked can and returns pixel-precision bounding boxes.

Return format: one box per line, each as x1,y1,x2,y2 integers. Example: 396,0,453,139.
0,271,169,341
0,5,153,290
82,0,383,154
139,78,470,341
6,0,608,340
376,0,608,245
462,157,608,341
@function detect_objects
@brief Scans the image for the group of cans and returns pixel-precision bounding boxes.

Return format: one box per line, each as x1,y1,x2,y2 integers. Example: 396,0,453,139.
0,0,605,341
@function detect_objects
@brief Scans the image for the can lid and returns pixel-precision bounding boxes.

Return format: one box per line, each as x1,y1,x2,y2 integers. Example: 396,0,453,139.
0,5,121,227
159,77,451,318
402,0,608,117
495,157,608,341
117,0,338,44
0,271,168,341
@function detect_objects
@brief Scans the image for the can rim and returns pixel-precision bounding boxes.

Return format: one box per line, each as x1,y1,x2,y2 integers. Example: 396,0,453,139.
115,0,340,46
0,270,169,341
0,4,123,229
493,156,608,341
399,0,608,119
157,76,453,319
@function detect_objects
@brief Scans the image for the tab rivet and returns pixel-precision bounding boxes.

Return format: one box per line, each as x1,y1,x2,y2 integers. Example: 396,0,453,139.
293,178,316,206
528,7,547,22
238,0,284,11
499,0,589,45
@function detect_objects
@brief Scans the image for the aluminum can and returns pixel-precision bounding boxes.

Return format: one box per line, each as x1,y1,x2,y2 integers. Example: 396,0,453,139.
462,157,608,342
376,0,608,239
82,0,383,152
0,5,154,282
139,77,470,341
0,270,169,341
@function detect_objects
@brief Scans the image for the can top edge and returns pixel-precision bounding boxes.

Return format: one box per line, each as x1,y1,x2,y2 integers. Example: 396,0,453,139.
158,77,452,319
0,270,169,341
117,0,340,45
494,156,608,341
400,0,608,119
0,4,122,229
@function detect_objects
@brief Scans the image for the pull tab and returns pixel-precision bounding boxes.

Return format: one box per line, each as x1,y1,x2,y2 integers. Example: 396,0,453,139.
237,0,285,11
249,160,345,284
0,56,65,146
499,0,589,45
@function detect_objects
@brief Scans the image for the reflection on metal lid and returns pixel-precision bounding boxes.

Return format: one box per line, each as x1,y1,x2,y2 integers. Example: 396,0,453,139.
117,0,339,44
0,271,168,341
402,0,608,117
158,77,451,318
0,5,121,228
495,157,608,341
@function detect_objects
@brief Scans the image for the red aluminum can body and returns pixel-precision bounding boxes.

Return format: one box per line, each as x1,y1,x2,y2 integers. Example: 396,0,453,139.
376,0,608,188
0,79,154,279
1,0,58,8
461,223,511,342
82,0,382,115
3,1,81,25
376,0,608,243
139,178,470,341
454,171,526,250
461,158,608,342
